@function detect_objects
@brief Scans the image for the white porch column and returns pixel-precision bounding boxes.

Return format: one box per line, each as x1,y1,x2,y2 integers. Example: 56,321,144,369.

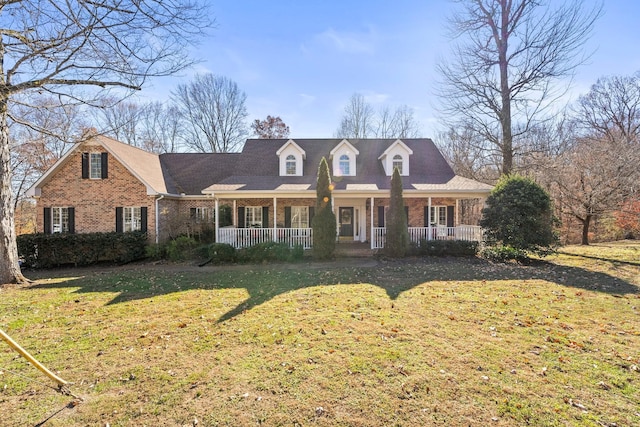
428,196,432,241
233,200,237,227
370,196,374,249
455,199,459,226
214,198,219,242
273,197,277,239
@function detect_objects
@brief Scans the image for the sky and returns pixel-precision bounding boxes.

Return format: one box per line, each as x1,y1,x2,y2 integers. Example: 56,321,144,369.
141,0,640,140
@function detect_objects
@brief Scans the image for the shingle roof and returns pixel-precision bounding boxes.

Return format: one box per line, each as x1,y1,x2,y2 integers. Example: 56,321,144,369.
159,153,240,195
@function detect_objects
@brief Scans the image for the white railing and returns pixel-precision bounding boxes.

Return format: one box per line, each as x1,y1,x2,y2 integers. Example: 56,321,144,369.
217,227,312,249
372,225,482,249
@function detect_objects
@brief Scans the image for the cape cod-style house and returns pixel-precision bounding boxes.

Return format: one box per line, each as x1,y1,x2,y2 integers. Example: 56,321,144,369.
27,135,492,250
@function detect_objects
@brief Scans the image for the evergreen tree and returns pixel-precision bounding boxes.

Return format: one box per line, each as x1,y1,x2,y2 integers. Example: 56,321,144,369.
312,157,337,259
481,174,558,257
385,167,409,257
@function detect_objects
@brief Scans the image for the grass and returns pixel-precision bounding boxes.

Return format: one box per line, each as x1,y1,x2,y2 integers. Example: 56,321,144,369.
1,242,639,426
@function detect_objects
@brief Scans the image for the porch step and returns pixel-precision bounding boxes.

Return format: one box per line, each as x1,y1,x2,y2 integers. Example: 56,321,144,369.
334,242,375,258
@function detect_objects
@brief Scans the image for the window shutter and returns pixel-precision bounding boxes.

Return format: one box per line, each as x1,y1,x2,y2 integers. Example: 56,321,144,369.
447,206,454,228
237,207,245,228
405,206,409,224
81,153,89,179
284,207,291,228
101,153,108,179
309,207,315,226
262,207,269,228
44,207,52,234
116,207,123,232
141,207,148,232
424,206,429,227
68,207,75,234
378,206,385,227
190,208,196,220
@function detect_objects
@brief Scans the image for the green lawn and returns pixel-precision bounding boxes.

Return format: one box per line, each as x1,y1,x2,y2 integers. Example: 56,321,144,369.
1,242,639,426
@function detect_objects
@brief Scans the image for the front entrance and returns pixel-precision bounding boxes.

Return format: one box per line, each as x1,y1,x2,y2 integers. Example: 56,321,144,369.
339,207,354,238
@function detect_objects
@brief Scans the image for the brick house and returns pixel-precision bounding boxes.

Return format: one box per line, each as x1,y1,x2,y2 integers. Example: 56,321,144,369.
28,135,492,249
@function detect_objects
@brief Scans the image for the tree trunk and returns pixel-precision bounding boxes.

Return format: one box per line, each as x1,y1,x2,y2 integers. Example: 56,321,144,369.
0,97,28,285
499,0,513,176
581,214,592,245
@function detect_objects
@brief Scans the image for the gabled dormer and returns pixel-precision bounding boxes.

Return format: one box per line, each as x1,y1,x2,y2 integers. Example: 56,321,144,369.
330,139,359,177
276,139,306,176
379,139,413,176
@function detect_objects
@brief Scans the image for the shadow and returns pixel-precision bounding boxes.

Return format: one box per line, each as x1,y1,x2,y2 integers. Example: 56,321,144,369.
26,255,639,323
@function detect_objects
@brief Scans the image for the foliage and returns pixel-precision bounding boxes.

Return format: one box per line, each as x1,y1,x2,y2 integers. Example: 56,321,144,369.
17,231,147,268
165,236,199,261
614,198,640,239
237,241,303,263
311,157,337,259
384,168,409,257
205,243,238,265
414,239,479,257
481,174,558,256
251,115,290,139
480,245,528,262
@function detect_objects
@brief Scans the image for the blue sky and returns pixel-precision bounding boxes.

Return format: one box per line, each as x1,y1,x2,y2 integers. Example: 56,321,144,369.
143,0,640,139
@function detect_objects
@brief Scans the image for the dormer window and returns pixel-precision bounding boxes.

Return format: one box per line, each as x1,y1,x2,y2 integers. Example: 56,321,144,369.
286,155,296,175
392,154,403,174
339,154,350,175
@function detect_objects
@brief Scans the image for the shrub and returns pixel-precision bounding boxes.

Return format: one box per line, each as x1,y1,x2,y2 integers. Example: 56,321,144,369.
206,243,237,265
415,239,479,257
165,236,198,261
385,167,409,257
237,241,303,263
17,231,147,268
312,157,336,260
480,245,528,262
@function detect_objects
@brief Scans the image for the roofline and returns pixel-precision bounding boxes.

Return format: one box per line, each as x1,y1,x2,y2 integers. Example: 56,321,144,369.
26,142,82,197
206,188,491,199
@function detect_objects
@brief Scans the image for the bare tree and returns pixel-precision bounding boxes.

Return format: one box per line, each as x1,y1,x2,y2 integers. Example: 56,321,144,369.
335,93,375,138
436,0,601,175
172,74,249,153
375,105,421,139
0,0,211,284
98,99,143,148
252,115,290,139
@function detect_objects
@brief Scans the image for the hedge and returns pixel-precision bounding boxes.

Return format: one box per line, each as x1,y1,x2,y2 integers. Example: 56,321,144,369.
17,231,148,268
413,239,479,257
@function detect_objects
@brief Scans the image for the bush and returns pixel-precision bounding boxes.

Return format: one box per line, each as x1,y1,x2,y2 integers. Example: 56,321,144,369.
17,231,147,268
414,239,479,257
206,243,237,265
165,236,198,261
237,241,303,263
480,245,528,262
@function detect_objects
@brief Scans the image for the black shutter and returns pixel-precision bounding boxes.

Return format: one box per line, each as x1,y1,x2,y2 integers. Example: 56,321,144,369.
378,206,385,227
308,207,315,226
101,153,108,179
237,207,245,228
405,206,409,224
424,206,429,227
44,207,52,234
81,153,89,179
116,207,123,232
447,206,454,228
141,207,148,232
68,207,75,234
262,207,269,228
190,208,196,220
284,207,291,228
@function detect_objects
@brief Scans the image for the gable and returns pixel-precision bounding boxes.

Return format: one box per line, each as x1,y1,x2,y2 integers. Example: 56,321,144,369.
378,139,414,176
276,139,306,176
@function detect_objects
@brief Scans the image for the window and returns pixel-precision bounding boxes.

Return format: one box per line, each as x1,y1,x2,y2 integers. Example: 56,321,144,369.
90,153,102,179
286,155,296,175
52,207,70,233
290,206,309,228
123,207,142,232
339,154,350,175
245,206,263,228
191,207,212,223
430,206,447,226
392,154,403,174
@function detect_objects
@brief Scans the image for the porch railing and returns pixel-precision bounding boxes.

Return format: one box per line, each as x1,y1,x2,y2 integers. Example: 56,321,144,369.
372,225,483,249
217,227,313,249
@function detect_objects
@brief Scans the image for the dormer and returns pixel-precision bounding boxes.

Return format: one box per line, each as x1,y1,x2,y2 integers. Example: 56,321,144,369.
379,139,413,176
276,139,306,176
330,139,359,176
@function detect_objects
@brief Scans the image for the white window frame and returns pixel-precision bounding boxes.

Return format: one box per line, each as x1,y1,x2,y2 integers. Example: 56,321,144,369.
285,154,296,175
245,206,263,228
52,207,69,233
193,207,212,223
123,207,142,232
89,153,102,179
392,154,403,174
430,206,447,226
290,206,309,228
339,154,350,175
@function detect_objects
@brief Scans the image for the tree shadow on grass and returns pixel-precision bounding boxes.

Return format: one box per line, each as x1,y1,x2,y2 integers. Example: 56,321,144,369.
26,256,639,323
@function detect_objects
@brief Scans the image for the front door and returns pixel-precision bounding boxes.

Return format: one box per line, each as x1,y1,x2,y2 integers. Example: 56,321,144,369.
339,207,354,237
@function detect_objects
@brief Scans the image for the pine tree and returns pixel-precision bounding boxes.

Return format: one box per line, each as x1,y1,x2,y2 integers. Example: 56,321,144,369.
385,167,409,257
311,157,337,259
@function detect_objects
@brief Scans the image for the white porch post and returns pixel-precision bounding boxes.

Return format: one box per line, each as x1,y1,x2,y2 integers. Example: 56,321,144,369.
455,199,459,226
214,198,219,242
370,196,374,249
428,196,432,241
233,200,237,226
273,197,277,241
